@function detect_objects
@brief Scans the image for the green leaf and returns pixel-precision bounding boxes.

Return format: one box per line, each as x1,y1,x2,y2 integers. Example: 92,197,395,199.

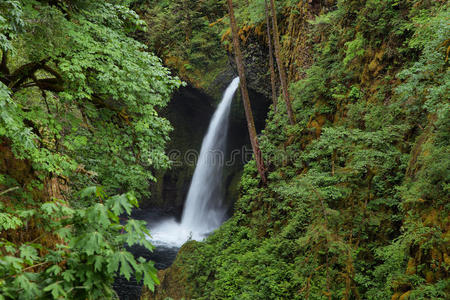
43,282,67,299
108,251,137,281
0,212,23,230
79,186,106,199
107,252,120,274
17,209,35,219
75,231,106,256
122,219,152,247
19,245,38,263
46,265,62,276
61,269,75,282
40,202,59,216
2,256,23,273
86,203,111,228
106,194,133,215
54,227,71,240
14,274,41,299
142,261,159,291
93,256,104,272
118,251,136,281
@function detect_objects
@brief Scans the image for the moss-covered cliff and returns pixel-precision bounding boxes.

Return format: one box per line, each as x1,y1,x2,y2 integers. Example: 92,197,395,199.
144,87,215,213
143,85,270,214
141,0,449,299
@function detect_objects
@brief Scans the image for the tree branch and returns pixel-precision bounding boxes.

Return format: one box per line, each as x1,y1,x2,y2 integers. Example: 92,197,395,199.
9,61,46,91
7,60,65,93
0,186,19,196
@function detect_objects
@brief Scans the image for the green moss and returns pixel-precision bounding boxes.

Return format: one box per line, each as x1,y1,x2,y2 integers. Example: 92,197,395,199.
151,1,449,299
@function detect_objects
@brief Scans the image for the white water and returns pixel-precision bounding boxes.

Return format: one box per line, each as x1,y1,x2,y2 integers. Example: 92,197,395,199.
148,77,240,247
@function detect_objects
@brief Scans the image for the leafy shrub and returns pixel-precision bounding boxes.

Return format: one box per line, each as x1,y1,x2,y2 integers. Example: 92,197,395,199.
0,187,158,299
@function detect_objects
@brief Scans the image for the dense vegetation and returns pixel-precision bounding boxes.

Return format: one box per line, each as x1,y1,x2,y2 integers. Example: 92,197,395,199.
146,0,449,299
1,0,449,299
133,0,228,88
0,0,180,298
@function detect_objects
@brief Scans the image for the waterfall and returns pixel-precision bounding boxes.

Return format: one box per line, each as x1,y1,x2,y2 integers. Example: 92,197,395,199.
148,78,240,247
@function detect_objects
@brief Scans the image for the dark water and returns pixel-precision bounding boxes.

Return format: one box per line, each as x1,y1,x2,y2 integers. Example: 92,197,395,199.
113,209,180,300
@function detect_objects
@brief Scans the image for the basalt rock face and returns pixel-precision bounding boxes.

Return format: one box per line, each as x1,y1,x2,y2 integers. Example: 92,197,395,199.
142,85,270,217
224,86,270,213
140,29,274,216
227,35,276,101
143,86,214,216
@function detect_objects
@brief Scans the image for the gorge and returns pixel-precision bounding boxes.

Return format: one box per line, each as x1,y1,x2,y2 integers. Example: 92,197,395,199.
149,77,240,247
0,1,448,300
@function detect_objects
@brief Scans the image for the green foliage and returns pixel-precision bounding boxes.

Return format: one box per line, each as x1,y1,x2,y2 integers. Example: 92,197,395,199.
2,0,449,299
1,0,180,298
135,0,227,85
343,32,366,66
368,5,450,298
0,188,158,299
1,0,180,196
0,0,24,52
168,1,450,299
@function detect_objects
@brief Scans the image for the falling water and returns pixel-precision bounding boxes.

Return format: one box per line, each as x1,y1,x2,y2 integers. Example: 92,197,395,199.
181,77,239,230
148,77,240,247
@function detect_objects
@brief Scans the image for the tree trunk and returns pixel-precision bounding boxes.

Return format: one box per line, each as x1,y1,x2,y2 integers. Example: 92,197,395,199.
265,0,278,112
0,50,10,76
269,0,296,125
226,0,266,183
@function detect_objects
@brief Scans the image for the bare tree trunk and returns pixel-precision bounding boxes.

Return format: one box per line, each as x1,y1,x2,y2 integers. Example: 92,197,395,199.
265,0,278,112
226,0,266,183
269,0,296,125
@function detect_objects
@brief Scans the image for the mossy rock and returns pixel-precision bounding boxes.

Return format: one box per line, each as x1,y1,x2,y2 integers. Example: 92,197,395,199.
141,241,201,300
